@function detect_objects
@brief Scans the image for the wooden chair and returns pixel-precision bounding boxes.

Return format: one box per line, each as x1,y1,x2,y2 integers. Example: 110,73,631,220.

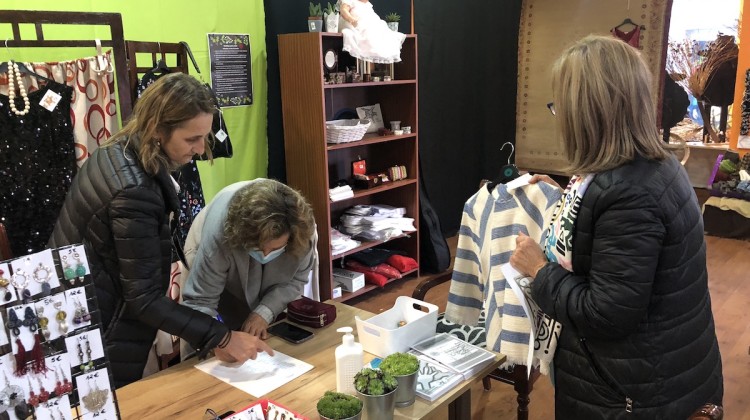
413,270,540,420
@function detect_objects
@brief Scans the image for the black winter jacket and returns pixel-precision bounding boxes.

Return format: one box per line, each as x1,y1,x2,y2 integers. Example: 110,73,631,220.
532,156,723,419
48,141,228,387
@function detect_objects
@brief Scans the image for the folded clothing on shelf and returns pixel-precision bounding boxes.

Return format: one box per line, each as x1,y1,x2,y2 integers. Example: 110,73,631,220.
386,255,419,273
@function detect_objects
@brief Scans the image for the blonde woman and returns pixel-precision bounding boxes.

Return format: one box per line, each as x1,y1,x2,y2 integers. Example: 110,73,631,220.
49,73,271,387
511,35,723,417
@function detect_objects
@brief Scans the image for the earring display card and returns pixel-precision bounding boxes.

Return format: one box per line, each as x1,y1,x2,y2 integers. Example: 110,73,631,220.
65,329,105,372
0,262,18,304
8,302,41,354
57,245,91,287
37,291,72,341
0,311,8,347
75,367,116,420
35,394,74,420
64,287,92,330
9,249,61,298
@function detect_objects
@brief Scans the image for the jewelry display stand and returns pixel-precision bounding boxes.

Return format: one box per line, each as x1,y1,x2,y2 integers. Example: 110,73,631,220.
0,245,120,420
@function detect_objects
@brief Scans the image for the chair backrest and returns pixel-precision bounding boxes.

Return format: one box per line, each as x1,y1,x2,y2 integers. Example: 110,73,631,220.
0,223,12,261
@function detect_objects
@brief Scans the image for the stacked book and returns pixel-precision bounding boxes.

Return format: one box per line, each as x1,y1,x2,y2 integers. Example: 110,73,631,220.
408,333,497,401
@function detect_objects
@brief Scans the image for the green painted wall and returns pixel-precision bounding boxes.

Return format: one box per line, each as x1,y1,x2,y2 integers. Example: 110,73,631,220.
1,0,268,201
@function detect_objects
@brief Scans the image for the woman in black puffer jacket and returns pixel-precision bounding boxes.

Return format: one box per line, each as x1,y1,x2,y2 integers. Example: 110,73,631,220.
511,35,723,418
48,73,271,387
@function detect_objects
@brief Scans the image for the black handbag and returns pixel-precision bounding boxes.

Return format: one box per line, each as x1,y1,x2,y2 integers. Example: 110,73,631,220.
181,41,233,159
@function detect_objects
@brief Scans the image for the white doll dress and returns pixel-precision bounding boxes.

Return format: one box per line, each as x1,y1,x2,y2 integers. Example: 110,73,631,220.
338,0,406,63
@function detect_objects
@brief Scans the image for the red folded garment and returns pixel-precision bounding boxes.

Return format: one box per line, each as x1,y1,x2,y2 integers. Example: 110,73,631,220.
386,255,419,273
362,271,388,287
345,264,389,287
346,260,401,279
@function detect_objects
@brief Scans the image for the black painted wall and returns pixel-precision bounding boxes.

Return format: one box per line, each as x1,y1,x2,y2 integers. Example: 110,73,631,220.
264,0,522,235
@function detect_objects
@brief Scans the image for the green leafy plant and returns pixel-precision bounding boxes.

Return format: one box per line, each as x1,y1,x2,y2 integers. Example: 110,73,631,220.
317,391,363,419
379,352,419,376
354,368,398,396
309,2,323,17
324,2,338,16
385,12,401,23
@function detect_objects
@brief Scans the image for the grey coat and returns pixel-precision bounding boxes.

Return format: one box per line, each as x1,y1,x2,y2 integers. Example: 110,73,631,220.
181,180,315,330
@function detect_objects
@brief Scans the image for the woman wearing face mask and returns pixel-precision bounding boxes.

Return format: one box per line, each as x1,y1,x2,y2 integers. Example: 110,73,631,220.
49,73,272,387
180,179,316,358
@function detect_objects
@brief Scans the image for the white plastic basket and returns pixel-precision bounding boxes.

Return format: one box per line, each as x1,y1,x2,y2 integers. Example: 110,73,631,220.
325,119,371,144
355,296,438,358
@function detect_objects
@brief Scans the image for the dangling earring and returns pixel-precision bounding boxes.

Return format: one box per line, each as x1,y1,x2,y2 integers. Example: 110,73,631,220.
26,378,38,408
13,338,27,376
36,305,50,340
32,263,52,296
78,338,93,372
35,378,48,404
73,299,90,324
30,333,46,374
5,309,21,336
61,255,76,286
2,373,23,408
10,270,30,302
54,367,72,396
73,253,87,283
0,268,12,301
81,381,109,413
53,300,68,334
21,307,38,333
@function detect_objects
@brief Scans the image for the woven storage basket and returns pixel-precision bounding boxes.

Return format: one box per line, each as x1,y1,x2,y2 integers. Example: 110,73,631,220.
326,119,371,144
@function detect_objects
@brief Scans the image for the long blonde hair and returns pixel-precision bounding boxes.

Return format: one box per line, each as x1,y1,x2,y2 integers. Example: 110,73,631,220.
103,73,215,175
552,35,667,174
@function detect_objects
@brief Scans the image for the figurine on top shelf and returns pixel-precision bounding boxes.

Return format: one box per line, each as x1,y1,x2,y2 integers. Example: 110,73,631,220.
338,0,406,64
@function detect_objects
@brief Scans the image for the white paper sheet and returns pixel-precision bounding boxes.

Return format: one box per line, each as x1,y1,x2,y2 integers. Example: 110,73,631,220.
194,351,313,397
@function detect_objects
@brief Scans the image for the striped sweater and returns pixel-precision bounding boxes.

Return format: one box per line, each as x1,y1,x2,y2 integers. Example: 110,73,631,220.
445,181,562,367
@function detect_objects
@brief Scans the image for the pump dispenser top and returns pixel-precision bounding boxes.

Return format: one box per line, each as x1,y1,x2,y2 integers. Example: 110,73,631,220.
335,326,363,394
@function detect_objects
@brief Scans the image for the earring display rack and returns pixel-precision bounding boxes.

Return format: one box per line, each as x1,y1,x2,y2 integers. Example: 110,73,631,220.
0,245,120,420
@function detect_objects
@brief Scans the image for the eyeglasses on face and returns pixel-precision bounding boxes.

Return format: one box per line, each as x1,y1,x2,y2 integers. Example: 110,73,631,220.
546,102,556,116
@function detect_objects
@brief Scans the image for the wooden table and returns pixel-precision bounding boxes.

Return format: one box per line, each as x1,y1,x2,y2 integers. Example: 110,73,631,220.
116,302,505,419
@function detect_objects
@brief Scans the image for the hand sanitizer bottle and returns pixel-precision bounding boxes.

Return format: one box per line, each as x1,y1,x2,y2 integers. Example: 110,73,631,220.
336,326,363,394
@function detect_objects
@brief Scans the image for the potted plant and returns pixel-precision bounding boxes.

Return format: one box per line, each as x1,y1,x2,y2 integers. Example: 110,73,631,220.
379,352,420,407
308,2,324,32
354,368,398,420
317,391,363,420
384,12,400,32
324,2,339,33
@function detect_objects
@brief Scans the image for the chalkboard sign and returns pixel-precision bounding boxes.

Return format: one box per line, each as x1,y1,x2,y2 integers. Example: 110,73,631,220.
207,33,253,107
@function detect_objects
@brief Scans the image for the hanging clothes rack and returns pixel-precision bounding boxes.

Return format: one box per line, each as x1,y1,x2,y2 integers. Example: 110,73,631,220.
0,10,133,120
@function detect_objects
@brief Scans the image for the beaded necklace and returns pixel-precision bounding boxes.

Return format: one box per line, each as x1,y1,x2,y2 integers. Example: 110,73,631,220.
5,60,30,116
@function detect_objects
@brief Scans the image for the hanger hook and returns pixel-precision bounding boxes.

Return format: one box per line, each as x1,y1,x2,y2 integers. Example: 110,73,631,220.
4,38,9,52
157,41,162,54
500,142,515,165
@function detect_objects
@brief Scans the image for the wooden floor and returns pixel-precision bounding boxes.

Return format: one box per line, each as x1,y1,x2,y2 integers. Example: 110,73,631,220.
349,235,750,419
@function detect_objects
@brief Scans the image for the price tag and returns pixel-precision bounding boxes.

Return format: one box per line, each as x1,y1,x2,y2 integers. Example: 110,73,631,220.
214,129,228,143
39,90,62,112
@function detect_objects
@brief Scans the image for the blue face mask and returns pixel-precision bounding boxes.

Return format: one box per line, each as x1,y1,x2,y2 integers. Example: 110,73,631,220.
249,246,286,264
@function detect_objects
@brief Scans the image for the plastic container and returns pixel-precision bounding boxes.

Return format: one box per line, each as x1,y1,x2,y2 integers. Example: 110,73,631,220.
336,327,363,394
355,296,438,358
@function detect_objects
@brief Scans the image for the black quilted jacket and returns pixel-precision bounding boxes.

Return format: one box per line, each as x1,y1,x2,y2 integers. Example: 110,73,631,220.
48,141,228,387
532,155,723,419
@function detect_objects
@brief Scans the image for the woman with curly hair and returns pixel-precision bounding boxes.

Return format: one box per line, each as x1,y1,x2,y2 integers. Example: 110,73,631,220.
181,179,316,358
